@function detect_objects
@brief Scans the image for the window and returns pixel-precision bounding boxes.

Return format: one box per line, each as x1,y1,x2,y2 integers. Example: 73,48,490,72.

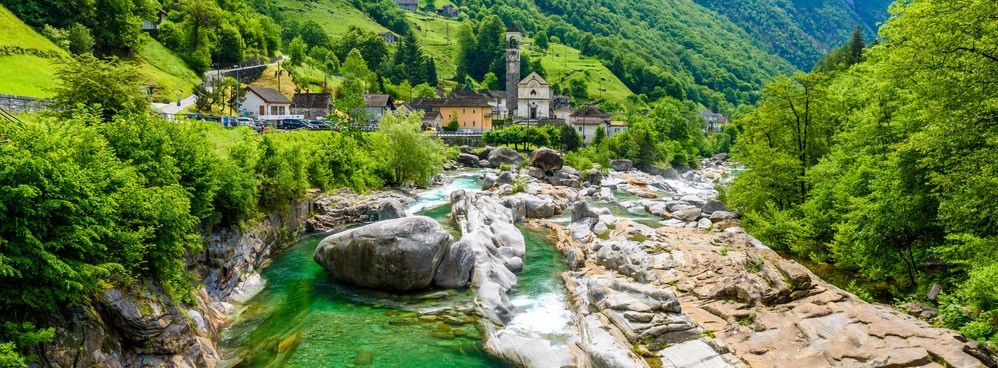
472,121,476,127
472,109,476,113
577,127,582,132
463,108,466,113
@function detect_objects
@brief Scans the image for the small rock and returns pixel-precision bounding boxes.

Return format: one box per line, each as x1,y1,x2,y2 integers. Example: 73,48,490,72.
528,166,545,179
697,218,712,230
497,171,515,185
928,283,942,301
709,211,736,222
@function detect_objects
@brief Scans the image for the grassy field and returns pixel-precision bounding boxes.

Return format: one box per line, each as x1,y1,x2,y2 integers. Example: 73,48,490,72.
523,40,632,103
0,4,66,97
407,12,460,80
132,37,201,101
273,0,385,35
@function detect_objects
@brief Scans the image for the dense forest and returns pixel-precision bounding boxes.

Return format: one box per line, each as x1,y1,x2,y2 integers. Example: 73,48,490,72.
726,0,998,348
692,0,890,69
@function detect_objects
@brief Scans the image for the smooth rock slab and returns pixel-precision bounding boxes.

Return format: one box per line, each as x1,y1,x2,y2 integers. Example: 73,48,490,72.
314,216,452,291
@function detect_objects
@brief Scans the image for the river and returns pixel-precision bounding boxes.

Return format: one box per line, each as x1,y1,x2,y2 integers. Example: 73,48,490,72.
219,171,570,367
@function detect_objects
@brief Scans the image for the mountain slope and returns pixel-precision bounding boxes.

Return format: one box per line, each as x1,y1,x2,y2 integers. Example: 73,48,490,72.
0,3,66,98
692,0,892,69
0,4,200,100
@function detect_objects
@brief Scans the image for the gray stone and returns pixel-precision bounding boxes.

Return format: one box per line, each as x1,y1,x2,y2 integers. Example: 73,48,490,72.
488,147,524,167
584,169,603,186
528,166,545,179
697,218,713,230
528,147,564,172
433,240,475,288
672,208,702,222
611,159,634,171
709,211,736,222
497,171,515,185
313,216,452,291
478,146,494,160
457,153,479,167
702,199,726,214
479,159,491,168
680,195,706,207
928,283,942,302
482,173,498,190
459,145,473,154
378,199,406,220
572,201,600,223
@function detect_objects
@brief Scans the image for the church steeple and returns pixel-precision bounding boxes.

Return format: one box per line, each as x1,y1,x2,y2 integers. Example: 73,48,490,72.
505,23,521,120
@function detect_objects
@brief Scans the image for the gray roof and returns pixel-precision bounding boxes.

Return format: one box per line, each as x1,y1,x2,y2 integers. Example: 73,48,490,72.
570,105,611,119
410,97,492,109
363,94,395,108
292,93,331,109
246,86,291,104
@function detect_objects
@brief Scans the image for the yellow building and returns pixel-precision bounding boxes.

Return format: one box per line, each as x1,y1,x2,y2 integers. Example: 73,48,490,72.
409,97,493,133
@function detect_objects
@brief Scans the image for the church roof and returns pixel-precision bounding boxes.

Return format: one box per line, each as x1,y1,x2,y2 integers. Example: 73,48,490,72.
507,23,520,33
518,72,549,86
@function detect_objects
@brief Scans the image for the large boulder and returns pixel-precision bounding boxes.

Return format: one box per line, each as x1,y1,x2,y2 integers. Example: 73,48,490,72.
497,171,515,185
457,153,480,167
572,201,600,223
378,199,406,220
611,159,634,171
313,216,453,291
488,147,524,167
528,148,563,172
459,145,474,154
478,146,494,160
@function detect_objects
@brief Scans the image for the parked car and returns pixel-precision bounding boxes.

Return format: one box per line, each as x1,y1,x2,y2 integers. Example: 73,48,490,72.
235,117,254,127
279,119,308,130
456,129,475,134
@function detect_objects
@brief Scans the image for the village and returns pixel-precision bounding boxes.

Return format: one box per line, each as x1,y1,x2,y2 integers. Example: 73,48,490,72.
150,9,729,142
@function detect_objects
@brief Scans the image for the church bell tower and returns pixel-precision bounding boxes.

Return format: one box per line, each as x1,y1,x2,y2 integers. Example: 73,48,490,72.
505,24,521,120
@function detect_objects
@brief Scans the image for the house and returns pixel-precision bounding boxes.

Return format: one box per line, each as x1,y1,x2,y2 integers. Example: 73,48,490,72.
421,111,443,131
698,111,729,133
439,4,461,18
517,72,552,122
361,94,396,125
291,92,332,120
409,97,494,133
608,120,629,138
141,8,168,35
241,86,295,121
378,31,398,45
554,105,573,121
395,0,418,12
483,90,508,119
569,104,612,145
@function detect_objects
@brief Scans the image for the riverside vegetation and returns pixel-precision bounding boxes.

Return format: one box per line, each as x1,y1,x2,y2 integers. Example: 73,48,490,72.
725,0,998,348
0,55,445,366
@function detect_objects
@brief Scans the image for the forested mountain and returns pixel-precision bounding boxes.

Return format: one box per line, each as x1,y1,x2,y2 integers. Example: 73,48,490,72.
693,0,891,70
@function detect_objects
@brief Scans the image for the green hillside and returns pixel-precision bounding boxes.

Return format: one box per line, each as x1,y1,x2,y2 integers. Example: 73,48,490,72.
523,40,631,103
0,4,65,98
0,4,199,100
273,0,386,35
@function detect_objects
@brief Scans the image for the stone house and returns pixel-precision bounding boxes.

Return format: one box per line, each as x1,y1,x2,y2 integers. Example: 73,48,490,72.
241,86,293,121
361,94,396,126
569,104,612,145
395,0,417,12
439,4,461,18
378,31,398,45
291,92,332,120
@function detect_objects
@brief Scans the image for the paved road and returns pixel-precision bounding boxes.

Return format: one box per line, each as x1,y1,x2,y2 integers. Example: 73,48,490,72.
152,56,287,116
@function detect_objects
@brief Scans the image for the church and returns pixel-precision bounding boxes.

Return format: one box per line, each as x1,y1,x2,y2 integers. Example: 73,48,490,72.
505,24,561,126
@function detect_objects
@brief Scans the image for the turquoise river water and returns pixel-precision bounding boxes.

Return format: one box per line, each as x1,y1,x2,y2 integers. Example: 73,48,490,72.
220,172,569,367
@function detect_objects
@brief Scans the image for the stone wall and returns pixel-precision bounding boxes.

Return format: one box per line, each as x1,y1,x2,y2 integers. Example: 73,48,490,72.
0,93,49,114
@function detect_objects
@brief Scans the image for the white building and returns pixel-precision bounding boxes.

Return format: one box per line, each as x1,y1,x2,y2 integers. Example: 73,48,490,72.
517,72,552,122
608,120,629,138
569,105,612,145
241,86,295,121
